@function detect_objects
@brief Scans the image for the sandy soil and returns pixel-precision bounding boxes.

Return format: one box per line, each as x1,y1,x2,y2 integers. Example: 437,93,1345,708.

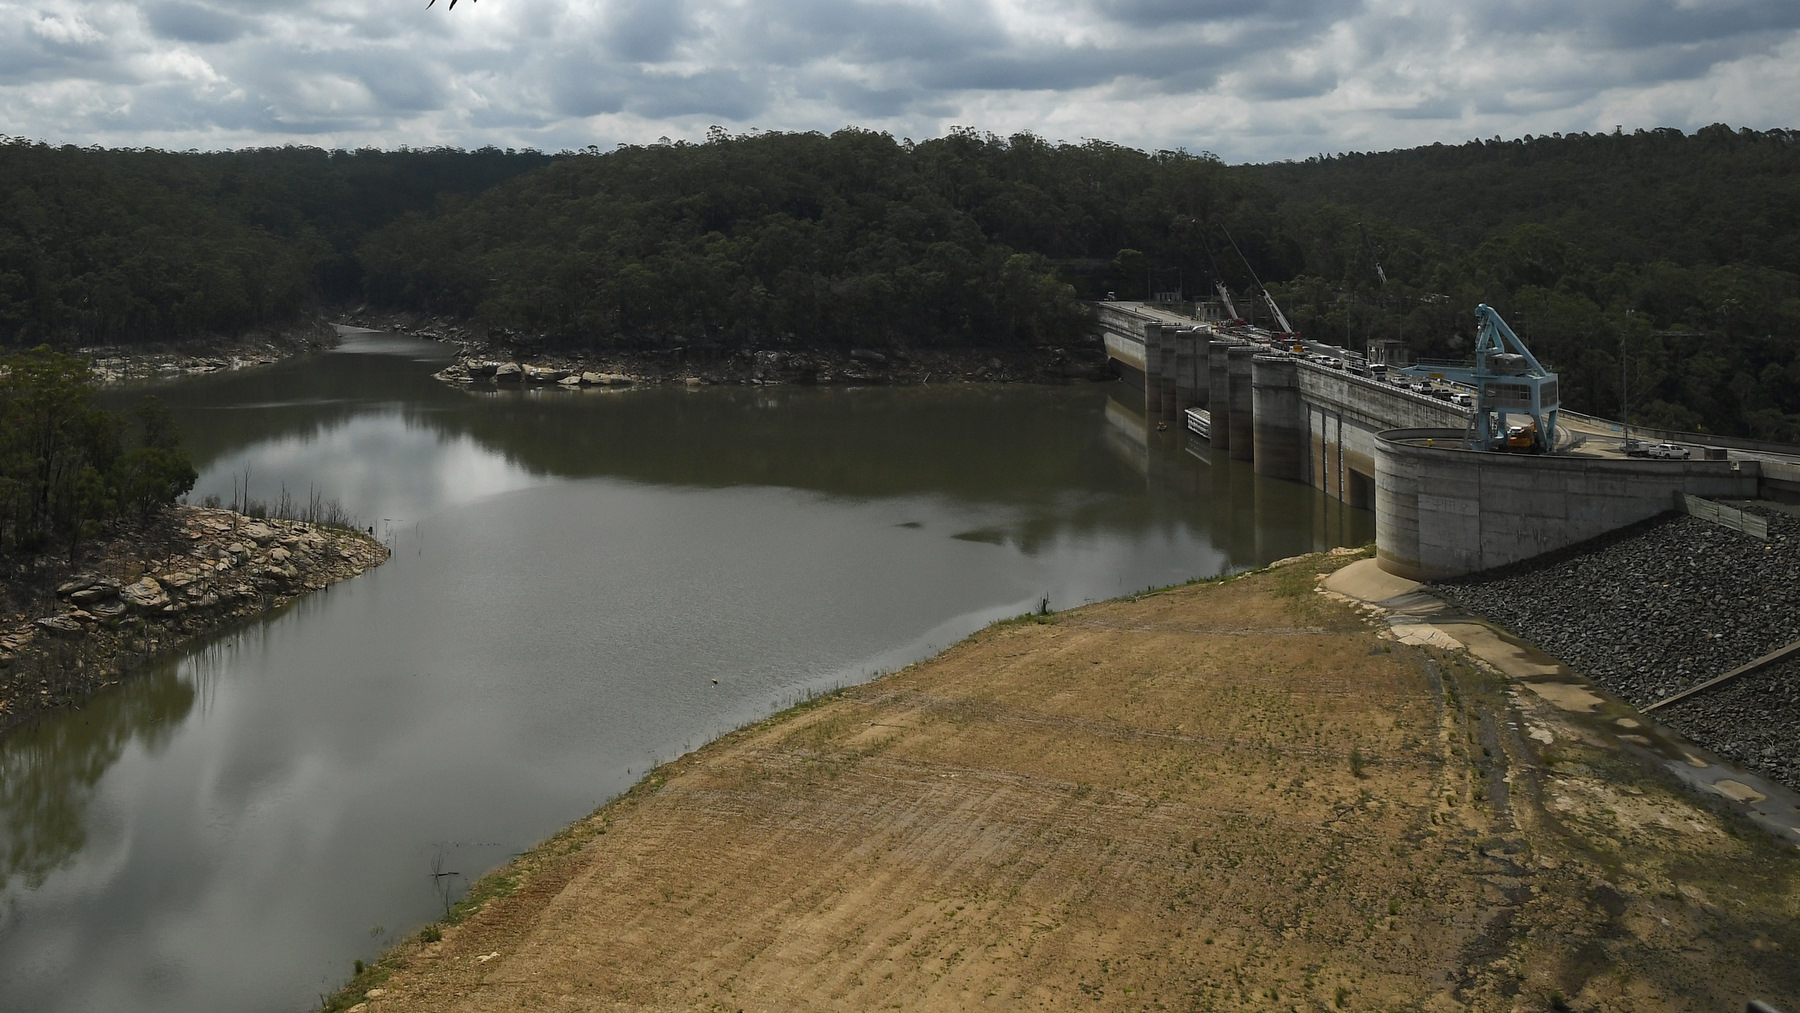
332,555,1799,1013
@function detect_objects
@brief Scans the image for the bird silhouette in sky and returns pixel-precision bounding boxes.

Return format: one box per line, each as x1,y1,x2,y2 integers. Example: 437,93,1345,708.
425,0,473,8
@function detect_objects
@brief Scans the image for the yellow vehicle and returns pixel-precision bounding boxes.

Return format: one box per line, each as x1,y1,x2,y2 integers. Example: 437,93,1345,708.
1505,423,1540,452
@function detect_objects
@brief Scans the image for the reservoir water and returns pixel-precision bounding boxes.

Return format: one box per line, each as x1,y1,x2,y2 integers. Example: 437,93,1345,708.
0,331,1371,1012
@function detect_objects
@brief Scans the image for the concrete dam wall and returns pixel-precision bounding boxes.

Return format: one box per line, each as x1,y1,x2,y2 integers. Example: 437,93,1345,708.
1375,430,1763,580
1093,301,1795,581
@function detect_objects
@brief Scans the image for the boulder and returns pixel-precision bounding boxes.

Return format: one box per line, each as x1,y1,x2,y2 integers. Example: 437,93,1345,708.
557,374,582,387
580,372,604,385
226,542,247,557
90,601,130,624
159,571,198,590
56,574,104,597
69,581,121,605
121,577,172,611
240,522,276,545
269,547,292,564
493,362,524,382
36,615,84,636
850,348,888,364
465,360,499,378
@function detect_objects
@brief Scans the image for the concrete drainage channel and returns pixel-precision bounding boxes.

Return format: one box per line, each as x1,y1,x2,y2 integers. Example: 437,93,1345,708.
1321,556,1800,851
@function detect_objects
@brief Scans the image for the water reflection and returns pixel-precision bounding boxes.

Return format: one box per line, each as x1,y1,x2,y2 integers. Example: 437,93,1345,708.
2,333,1373,1013
0,668,194,896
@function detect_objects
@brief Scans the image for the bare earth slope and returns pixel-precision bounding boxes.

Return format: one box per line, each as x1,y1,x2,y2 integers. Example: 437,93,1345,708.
336,556,1799,1013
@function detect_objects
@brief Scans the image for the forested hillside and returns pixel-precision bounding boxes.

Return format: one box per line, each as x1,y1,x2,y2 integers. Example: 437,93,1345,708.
357,128,1273,351
1,126,1795,438
0,140,547,346
1256,126,1800,438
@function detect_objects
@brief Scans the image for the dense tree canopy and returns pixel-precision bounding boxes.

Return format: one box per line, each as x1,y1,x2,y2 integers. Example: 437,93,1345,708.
0,126,1795,438
0,139,548,346
0,349,196,560
1256,127,1800,438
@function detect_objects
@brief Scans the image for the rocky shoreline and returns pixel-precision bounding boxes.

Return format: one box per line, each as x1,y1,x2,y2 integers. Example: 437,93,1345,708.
1433,503,1800,792
74,316,340,386
336,310,1113,388
0,506,388,734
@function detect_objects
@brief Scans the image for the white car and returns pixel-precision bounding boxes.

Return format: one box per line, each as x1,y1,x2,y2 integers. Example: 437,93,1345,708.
1646,443,1690,460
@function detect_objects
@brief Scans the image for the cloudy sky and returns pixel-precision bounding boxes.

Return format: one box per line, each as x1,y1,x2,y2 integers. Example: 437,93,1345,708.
3,0,1797,162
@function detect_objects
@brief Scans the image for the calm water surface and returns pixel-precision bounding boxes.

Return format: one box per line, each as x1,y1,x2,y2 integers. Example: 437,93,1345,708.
0,332,1371,1012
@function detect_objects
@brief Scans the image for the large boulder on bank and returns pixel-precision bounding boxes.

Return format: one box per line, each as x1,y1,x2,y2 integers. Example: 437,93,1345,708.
240,522,276,546
90,601,130,625
121,577,172,611
69,581,122,605
36,615,85,636
465,360,499,378
493,362,523,382
57,574,103,597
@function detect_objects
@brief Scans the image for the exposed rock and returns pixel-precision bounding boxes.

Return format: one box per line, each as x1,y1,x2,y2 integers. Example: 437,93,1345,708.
580,371,604,385
69,582,121,605
269,547,292,564
57,574,106,597
1436,505,1800,793
494,362,524,382
121,577,172,611
90,601,130,625
240,522,276,545
36,615,84,635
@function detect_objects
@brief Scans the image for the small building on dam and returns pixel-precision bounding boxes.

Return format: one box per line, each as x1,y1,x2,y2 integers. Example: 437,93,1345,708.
1093,301,1799,582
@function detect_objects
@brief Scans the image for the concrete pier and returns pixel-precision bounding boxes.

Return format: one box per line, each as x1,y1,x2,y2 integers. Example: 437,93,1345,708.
1208,341,1233,450
1142,324,1165,419
1227,345,1256,462
1173,329,1202,417
1157,326,1178,423
1252,355,1306,481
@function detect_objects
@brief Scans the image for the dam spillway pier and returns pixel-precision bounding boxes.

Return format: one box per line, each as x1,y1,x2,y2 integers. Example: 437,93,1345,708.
1092,300,1800,581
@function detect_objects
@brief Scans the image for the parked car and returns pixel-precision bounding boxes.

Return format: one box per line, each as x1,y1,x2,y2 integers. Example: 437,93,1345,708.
1646,443,1691,460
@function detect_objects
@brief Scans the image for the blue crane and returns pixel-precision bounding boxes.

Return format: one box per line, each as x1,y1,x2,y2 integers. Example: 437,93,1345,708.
1395,304,1560,453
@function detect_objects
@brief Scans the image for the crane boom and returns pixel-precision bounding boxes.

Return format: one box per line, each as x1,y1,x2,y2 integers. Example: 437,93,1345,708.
1196,232,1241,322
1358,222,1387,284
1220,224,1296,336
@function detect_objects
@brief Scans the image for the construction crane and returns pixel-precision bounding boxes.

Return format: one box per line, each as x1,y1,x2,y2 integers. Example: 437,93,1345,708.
1358,222,1387,284
1394,304,1560,453
1195,228,1242,323
1219,224,1296,337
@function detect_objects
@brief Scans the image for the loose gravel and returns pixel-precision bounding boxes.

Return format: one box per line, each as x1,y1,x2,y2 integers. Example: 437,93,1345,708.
1656,658,1800,790
1432,504,1800,792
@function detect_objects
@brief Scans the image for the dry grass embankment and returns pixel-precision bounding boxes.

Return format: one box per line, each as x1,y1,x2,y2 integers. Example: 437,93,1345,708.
331,554,1799,1013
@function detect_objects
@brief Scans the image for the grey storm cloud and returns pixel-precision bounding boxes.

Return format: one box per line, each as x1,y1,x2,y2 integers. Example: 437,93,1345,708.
144,1,252,45
0,0,1793,160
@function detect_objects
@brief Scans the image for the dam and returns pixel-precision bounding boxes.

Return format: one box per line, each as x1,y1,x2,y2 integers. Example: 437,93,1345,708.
1094,301,1800,581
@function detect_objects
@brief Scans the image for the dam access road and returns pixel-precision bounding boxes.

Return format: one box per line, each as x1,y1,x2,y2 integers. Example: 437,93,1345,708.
325,551,1798,1013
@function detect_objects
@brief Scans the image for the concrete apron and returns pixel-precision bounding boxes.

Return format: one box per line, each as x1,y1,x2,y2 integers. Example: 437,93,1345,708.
1321,557,1800,850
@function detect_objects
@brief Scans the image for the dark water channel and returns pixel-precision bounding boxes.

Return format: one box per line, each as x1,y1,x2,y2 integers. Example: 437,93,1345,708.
0,331,1370,1012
